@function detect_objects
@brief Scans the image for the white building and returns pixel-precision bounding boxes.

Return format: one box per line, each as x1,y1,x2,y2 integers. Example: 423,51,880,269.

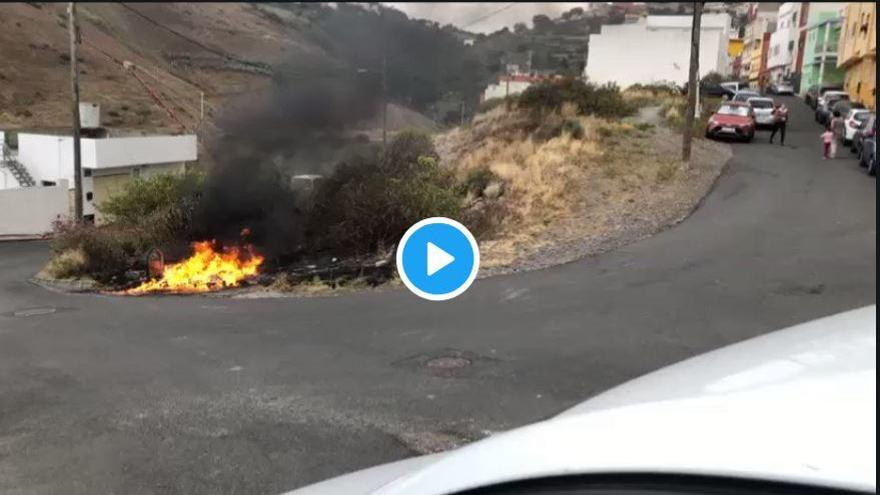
766,3,801,84
17,133,197,220
481,74,546,102
584,14,733,88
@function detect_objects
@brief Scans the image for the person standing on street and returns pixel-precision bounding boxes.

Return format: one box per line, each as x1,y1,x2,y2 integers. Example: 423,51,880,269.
769,103,789,145
821,126,834,159
829,111,845,158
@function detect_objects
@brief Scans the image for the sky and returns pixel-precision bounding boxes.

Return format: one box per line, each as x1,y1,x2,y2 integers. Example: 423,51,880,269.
382,3,594,34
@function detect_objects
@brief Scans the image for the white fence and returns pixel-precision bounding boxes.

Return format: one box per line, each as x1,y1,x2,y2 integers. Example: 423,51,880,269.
0,180,69,236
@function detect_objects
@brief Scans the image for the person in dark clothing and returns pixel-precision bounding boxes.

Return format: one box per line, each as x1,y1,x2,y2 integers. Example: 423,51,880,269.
769,103,789,145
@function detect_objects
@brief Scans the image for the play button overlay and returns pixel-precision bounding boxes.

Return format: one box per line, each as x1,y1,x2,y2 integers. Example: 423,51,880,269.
397,217,480,301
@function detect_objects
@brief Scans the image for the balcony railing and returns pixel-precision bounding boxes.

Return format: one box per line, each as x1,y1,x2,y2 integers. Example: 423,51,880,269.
813,41,838,54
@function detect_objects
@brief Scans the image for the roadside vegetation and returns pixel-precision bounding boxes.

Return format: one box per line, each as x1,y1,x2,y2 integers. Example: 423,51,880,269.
40,77,731,292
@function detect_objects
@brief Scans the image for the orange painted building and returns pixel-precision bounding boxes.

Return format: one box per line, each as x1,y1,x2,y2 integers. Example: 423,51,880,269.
837,3,877,109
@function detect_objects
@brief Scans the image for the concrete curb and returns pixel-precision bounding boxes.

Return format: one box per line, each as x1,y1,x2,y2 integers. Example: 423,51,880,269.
30,277,99,294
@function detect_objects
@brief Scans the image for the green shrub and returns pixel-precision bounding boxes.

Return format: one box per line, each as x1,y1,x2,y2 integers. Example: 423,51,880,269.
518,78,635,119
562,118,585,139
460,167,499,196
310,132,461,254
97,171,203,226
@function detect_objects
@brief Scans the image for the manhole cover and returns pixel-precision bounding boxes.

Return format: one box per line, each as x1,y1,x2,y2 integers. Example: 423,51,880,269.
425,356,471,369
13,307,57,317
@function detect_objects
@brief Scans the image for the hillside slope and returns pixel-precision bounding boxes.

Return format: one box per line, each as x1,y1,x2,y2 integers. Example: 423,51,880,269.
0,2,330,132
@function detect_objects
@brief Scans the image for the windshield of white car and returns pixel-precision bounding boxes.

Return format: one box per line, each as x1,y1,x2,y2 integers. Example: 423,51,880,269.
716,105,750,116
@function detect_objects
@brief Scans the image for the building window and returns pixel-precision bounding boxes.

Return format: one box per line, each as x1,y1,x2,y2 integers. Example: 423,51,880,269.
41,180,56,186
83,168,92,177
86,192,93,201
83,214,95,224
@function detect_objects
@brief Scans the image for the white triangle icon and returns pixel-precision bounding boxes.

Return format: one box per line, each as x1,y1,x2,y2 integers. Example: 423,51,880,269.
426,242,455,276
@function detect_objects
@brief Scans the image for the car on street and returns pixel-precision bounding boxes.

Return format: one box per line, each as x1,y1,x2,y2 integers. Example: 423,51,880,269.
857,118,877,176
285,306,877,495
746,97,775,128
705,101,755,141
720,81,741,94
842,109,872,145
805,85,842,109
731,89,760,102
768,81,794,95
815,91,849,125
852,113,876,155
701,80,737,98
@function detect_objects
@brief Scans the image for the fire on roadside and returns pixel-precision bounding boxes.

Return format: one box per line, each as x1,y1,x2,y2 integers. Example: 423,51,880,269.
125,240,264,295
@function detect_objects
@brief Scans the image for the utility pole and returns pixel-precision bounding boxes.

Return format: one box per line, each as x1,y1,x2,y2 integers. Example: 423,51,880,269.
381,52,388,151
682,1,703,163
68,2,83,223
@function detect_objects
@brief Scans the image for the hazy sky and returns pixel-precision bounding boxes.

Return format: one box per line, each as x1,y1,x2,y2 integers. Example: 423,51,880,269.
383,3,593,34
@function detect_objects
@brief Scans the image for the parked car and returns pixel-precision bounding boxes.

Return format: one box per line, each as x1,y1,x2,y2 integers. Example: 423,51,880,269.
746,97,775,128
805,85,842,109
852,113,876,156
732,89,760,102
705,102,755,141
857,118,876,176
285,306,877,495
768,81,794,95
719,81,741,94
842,108,872,145
815,91,850,125
701,80,737,98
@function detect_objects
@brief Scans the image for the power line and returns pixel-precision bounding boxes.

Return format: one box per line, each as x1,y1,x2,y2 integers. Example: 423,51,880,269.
461,3,519,30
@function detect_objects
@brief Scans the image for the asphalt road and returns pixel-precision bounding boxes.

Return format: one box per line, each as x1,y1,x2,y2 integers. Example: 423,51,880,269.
0,97,875,494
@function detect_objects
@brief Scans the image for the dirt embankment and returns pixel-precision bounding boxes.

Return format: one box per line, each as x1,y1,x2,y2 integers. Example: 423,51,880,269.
436,105,732,275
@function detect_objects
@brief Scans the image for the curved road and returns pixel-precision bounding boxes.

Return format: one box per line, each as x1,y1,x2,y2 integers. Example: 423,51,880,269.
0,98,875,494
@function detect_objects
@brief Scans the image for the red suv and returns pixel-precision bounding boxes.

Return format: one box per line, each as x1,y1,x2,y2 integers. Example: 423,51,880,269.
705,102,756,142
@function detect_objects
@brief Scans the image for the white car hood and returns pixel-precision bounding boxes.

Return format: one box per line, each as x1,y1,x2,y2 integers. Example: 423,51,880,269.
285,306,876,495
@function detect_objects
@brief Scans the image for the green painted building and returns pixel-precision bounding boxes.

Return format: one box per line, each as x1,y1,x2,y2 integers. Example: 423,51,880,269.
799,12,845,95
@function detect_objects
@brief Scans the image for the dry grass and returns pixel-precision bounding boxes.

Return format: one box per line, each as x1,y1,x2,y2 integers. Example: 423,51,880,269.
435,105,731,272
38,248,87,280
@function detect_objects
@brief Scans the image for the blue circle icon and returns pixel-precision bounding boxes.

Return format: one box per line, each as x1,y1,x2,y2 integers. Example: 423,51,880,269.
396,217,480,301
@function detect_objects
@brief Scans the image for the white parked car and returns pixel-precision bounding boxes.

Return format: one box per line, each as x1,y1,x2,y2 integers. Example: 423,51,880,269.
843,108,872,144
285,306,876,495
747,97,776,127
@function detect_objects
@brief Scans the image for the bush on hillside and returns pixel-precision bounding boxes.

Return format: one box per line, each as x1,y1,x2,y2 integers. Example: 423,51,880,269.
98,171,203,229
517,78,635,119
47,172,204,283
309,131,461,254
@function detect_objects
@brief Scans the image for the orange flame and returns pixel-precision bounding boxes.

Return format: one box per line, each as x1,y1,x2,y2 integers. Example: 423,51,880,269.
126,241,264,294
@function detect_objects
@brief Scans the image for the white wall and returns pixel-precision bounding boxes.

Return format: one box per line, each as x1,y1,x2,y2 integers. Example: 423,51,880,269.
0,180,69,236
483,80,533,101
585,14,731,88
18,134,197,175
90,135,196,169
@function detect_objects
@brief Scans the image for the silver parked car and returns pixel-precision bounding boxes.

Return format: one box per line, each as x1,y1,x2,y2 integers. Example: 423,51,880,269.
747,97,776,128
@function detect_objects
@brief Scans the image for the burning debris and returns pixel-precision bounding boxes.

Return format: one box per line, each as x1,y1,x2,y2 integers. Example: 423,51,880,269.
125,241,264,294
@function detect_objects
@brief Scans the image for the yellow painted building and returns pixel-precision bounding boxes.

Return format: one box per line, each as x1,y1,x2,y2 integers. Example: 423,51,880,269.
728,38,744,58
838,3,876,109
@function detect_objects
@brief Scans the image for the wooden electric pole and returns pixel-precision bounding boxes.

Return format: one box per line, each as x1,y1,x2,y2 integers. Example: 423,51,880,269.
381,52,388,151
682,1,703,163
68,2,84,223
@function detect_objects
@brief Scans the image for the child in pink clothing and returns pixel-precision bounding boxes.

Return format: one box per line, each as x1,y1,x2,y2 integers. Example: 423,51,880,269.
821,127,834,159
